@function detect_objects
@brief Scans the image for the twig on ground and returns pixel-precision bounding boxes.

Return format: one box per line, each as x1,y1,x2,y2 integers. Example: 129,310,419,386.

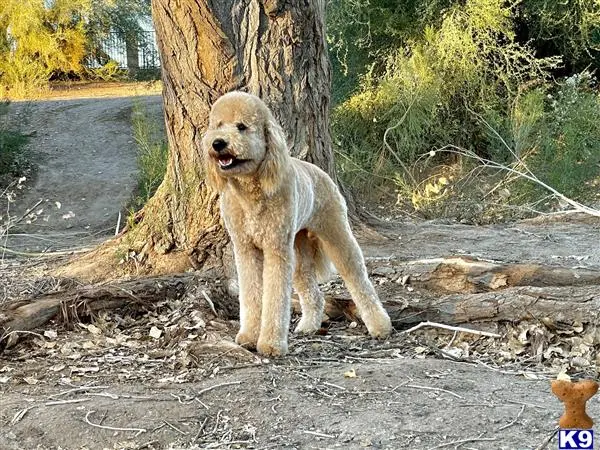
401,321,501,338
48,385,109,398
497,404,525,431
201,290,217,316
301,430,336,439
151,422,166,433
11,199,44,229
0,329,45,345
85,392,120,400
195,397,210,409
201,440,254,448
323,381,346,391
534,427,559,450
193,417,209,440
10,406,35,425
211,410,223,434
84,410,147,436
170,392,195,405
163,419,188,435
195,381,242,397
404,384,463,399
45,398,90,406
427,435,497,449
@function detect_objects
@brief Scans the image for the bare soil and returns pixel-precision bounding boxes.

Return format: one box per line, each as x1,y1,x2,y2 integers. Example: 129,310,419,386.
1,85,600,450
4,84,163,253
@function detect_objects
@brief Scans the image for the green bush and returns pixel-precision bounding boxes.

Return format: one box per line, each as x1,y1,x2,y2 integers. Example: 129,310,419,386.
506,74,600,202
131,100,168,209
0,0,90,96
332,0,558,186
0,101,30,182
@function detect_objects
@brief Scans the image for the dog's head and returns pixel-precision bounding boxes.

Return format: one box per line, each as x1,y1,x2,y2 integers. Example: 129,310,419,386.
202,91,288,195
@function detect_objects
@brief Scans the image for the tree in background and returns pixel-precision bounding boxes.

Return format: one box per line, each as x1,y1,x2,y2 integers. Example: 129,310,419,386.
84,0,151,76
0,0,152,95
0,0,89,95
327,0,600,97
518,0,600,73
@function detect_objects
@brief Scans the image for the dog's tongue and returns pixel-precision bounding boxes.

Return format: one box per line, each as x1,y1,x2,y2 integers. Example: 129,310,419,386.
218,157,233,167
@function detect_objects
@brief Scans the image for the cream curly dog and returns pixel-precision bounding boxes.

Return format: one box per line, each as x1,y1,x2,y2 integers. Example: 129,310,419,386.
202,91,392,356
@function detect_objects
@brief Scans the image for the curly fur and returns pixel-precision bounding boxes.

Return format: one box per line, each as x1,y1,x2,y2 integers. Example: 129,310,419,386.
202,91,392,356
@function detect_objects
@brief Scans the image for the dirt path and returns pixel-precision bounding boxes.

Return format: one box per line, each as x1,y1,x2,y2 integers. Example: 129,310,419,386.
0,357,571,450
366,218,600,269
5,92,163,253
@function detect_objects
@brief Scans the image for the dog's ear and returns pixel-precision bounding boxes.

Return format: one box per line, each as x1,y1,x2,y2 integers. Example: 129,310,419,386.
260,114,289,196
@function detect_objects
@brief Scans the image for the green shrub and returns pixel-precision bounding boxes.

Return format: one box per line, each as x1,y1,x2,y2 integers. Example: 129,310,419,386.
332,0,558,187
131,100,168,209
510,73,600,201
0,0,90,96
0,101,30,182
83,60,127,82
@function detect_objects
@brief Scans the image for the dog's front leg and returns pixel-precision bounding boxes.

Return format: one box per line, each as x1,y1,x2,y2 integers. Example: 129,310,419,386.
233,243,263,350
257,243,294,357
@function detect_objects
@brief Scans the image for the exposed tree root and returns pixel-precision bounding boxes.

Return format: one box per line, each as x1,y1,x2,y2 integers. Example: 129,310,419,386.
3,257,600,354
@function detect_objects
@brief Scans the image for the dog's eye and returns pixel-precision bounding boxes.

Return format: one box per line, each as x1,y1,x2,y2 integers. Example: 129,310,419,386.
236,123,248,131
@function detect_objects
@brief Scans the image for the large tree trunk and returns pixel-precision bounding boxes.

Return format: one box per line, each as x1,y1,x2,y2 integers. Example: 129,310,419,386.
58,0,334,282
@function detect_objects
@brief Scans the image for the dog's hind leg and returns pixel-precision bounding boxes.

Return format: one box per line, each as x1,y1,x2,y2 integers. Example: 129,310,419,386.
292,231,325,334
316,213,392,338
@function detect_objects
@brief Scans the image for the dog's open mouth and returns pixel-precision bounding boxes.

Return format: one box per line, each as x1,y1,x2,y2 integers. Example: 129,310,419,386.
216,154,248,170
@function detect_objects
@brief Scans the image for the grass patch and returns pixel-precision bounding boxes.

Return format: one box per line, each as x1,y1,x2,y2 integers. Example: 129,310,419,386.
0,101,31,186
131,100,168,210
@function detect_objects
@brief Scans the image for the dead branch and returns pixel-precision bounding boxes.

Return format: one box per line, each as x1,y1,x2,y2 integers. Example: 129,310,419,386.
0,274,195,352
2,256,600,354
383,256,600,293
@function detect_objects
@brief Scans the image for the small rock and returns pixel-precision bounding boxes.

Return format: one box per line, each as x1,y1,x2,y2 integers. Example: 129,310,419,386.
372,266,395,277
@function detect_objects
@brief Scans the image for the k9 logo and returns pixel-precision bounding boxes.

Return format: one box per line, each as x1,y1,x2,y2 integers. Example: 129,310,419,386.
558,429,594,449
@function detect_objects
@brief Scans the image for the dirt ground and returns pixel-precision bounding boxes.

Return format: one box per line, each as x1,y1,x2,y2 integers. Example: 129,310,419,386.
4,83,163,253
1,85,600,450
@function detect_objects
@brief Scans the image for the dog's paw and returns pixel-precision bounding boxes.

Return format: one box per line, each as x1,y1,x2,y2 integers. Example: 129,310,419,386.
256,338,288,357
293,318,321,335
366,313,393,339
235,330,259,350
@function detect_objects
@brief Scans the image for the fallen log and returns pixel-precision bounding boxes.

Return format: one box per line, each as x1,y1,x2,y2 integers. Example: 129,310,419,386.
0,274,193,351
319,285,600,327
367,256,600,293
1,257,600,354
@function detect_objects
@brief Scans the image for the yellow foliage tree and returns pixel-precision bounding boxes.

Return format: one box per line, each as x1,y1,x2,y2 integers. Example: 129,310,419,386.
0,0,90,96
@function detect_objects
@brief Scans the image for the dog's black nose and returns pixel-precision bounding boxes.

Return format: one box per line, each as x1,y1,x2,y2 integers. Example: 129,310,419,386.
212,138,227,152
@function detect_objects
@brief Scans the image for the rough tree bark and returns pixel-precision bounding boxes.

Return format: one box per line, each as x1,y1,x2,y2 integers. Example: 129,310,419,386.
58,0,335,282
